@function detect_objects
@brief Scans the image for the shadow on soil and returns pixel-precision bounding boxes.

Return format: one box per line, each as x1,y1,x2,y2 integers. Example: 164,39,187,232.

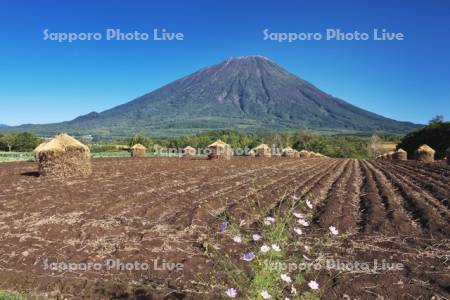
20,171,40,177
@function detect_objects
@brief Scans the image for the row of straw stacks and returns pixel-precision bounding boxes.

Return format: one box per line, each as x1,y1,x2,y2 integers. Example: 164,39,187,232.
33,135,330,178
247,144,325,158
375,144,446,163
376,148,408,161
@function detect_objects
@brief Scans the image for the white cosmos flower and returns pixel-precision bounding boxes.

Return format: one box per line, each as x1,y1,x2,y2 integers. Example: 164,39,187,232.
232,236,242,244
225,287,238,298
293,212,305,219
298,219,309,227
252,233,262,241
271,244,281,252
290,194,300,200
329,225,339,235
260,290,271,299
264,217,275,225
281,273,292,284
306,199,313,209
260,244,271,253
308,280,319,290
293,227,303,235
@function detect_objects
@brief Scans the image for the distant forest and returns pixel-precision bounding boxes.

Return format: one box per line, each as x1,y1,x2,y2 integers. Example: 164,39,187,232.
3,118,447,160
0,129,403,159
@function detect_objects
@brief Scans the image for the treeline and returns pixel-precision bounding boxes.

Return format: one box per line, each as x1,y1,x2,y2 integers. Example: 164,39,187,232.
119,130,392,159
397,116,449,159
0,132,42,152
1,129,402,159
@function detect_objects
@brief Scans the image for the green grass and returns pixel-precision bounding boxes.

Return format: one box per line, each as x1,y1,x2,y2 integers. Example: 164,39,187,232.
91,151,132,158
0,151,198,162
203,190,324,299
0,291,28,300
0,152,33,163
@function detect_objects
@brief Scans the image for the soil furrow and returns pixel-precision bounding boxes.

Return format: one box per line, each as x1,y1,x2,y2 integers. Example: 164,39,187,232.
363,160,422,235
367,161,449,238
358,160,395,234
190,158,337,226
399,160,450,177
388,160,450,190
371,161,450,221
338,160,363,233
260,159,345,218
377,160,450,209
140,158,317,223
311,159,357,232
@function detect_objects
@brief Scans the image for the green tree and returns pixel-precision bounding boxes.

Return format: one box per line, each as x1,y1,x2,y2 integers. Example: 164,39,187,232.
13,132,42,151
293,130,320,150
429,115,444,125
128,134,153,148
0,133,16,152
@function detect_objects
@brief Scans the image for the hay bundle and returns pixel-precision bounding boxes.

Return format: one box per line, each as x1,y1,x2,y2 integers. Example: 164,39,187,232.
299,150,311,158
34,142,48,161
254,144,272,157
207,140,232,160
281,147,296,158
309,151,320,158
34,133,91,177
386,151,395,160
393,148,407,160
414,144,435,162
131,144,146,157
183,146,196,157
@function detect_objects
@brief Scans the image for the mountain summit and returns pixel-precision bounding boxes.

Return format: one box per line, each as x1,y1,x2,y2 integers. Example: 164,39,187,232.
6,56,418,137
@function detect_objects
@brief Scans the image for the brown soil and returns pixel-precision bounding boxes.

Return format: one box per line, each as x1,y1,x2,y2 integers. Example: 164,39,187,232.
0,157,449,299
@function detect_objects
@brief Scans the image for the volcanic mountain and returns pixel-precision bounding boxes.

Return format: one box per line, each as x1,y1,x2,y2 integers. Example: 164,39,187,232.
5,56,419,137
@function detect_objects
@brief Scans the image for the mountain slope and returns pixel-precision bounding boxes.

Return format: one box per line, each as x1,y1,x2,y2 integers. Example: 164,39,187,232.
4,56,420,137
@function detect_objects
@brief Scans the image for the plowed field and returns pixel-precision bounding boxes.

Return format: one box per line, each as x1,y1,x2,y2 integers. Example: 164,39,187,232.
0,157,448,299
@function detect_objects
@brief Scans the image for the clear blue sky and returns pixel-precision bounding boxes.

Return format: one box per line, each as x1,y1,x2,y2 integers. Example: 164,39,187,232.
0,0,449,125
